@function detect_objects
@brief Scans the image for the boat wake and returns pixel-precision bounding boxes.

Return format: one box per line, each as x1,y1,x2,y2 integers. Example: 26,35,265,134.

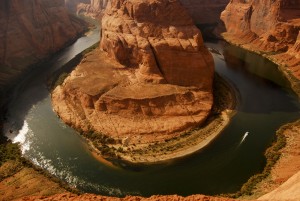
239,131,249,145
5,120,31,154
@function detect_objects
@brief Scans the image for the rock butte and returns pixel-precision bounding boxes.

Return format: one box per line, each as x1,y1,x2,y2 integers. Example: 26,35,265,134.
221,0,300,92
52,0,215,156
71,0,229,35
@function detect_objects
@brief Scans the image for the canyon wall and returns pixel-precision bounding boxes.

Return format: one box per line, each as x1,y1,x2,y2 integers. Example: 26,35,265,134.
68,0,230,35
179,0,229,38
221,0,300,52
0,0,86,111
77,0,108,18
179,0,229,24
65,0,108,18
65,0,90,12
221,0,300,83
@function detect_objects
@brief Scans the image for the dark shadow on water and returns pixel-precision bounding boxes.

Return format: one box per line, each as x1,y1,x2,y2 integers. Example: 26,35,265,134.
221,43,299,114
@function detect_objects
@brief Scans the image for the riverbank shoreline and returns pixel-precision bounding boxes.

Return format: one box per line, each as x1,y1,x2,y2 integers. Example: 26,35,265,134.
0,19,94,200
0,29,88,134
222,33,300,98
232,120,300,200
222,33,300,199
257,120,300,199
71,72,237,165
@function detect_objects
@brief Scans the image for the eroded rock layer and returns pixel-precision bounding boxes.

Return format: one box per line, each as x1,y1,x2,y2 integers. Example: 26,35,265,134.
52,0,214,146
179,0,229,38
100,0,214,88
19,193,239,201
0,0,86,92
221,0,300,87
77,0,109,18
65,0,90,12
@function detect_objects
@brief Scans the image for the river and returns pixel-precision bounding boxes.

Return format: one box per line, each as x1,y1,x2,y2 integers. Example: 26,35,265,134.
3,28,300,197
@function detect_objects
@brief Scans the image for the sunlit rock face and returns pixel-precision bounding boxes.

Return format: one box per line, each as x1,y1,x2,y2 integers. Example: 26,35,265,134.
77,0,109,18
100,0,214,88
65,0,90,12
221,0,300,81
0,0,86,91
179,0,229,38
65,0,108,18
221,0,300,52
52,0,214,145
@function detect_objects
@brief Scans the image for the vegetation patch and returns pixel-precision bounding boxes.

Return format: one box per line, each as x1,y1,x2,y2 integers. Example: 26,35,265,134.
0,137,80,194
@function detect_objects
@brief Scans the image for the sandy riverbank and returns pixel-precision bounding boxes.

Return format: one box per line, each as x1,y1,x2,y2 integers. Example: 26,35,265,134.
222,34,300,200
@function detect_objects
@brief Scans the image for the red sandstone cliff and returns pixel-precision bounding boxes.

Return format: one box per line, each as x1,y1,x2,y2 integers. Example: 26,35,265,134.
221,0,300,86
17,193,239,201
179,0,229,38
65,0,90,12
221,0,300,51
100,0,214,88
77,0,108,18
0,0,87,92
179,0,228,24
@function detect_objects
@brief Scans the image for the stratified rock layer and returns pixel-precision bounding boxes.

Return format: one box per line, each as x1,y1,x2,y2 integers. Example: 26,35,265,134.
100,0,214,88
52,0,214,146
179,0,228,24
0,0,86,91
221,0,300,51
179,0,229,38
65,0,90,12
221,0,300,90
77,0,108,18
18,193,239,201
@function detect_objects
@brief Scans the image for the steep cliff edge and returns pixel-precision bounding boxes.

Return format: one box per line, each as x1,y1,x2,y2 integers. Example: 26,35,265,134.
221,0,300,93
179,0,229,38
51,0,224,163
65,0,90,13
0,0,87,105
77,0,108,18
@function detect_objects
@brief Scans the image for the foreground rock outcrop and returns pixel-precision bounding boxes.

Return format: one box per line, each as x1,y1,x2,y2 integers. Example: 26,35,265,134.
0,0,87,109
255,120,300,200
17,193,238,201
52,0,217,163
221,0,300,93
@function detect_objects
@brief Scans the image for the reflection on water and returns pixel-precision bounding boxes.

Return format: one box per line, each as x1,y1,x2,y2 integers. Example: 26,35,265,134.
3,36,300,196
